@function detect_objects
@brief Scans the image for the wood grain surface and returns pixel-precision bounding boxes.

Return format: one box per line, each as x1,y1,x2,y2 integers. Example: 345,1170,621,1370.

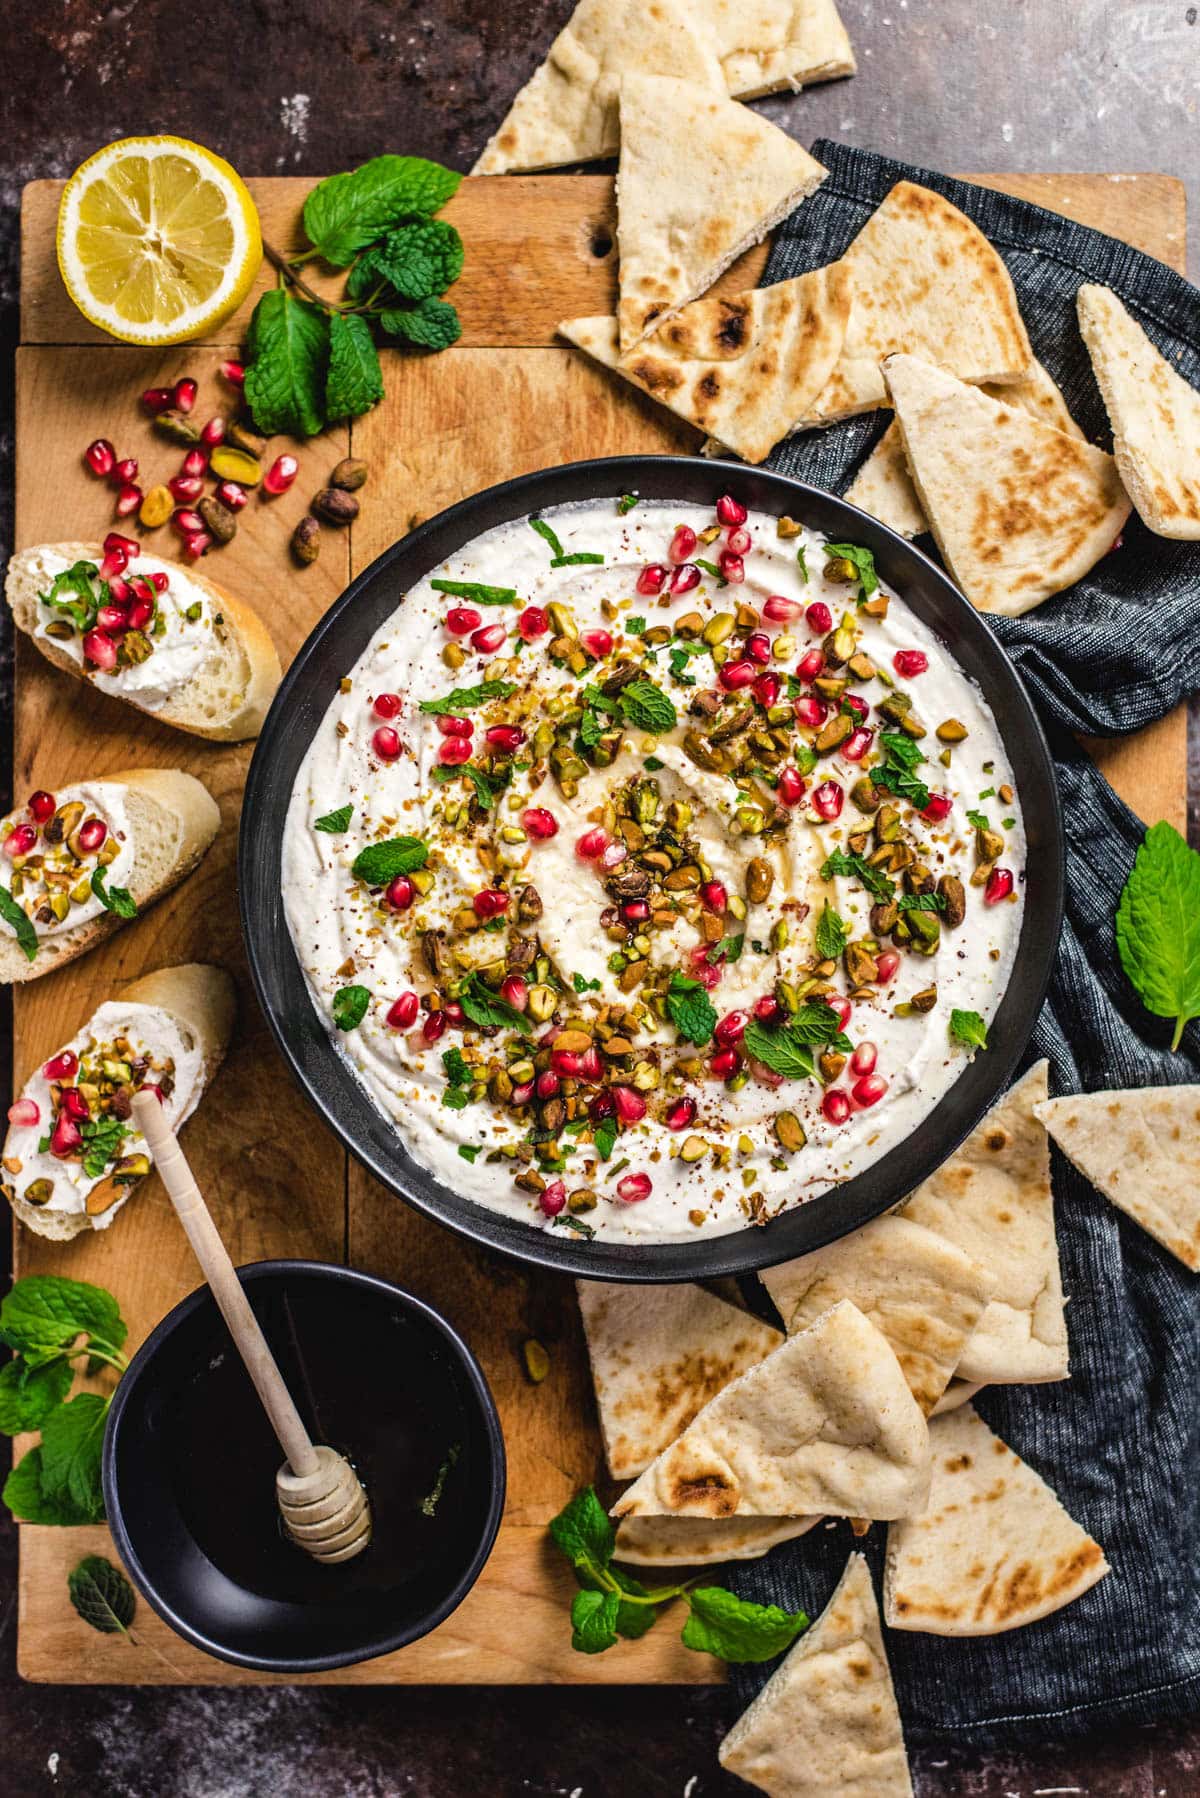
13,170,1186,1685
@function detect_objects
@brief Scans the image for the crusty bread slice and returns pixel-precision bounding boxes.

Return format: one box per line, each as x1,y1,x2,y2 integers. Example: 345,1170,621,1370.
7,961,235,1240
5,543,281,741
0,769,220,985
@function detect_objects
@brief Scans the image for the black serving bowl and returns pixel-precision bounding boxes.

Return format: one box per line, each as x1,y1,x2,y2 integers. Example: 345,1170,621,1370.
240,457,1063,1283
102,1261,505,1673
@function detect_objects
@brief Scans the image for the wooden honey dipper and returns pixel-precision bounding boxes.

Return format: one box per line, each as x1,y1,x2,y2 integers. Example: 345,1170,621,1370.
130,1091,372,1565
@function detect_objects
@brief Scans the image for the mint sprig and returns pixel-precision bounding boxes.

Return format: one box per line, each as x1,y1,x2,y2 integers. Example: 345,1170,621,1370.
419,680,517,717
352,836,429,885
0,884,37,963
824,541,878,600
665,971,717,1046
332,985,371,1031
1116,820,1200,1051
90,866,137,920
69,1555,137,1637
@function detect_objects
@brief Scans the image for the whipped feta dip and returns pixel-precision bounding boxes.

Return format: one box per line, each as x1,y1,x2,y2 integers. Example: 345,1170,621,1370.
0,780,134,943
283,497,1026,1244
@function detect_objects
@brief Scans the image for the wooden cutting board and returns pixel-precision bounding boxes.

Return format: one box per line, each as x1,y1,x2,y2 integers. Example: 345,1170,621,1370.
13,170,1186,1685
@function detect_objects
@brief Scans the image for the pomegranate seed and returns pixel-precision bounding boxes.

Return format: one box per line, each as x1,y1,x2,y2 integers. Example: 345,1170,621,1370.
42,1050,78,1080
373,692,402,720
107,576,131,605
219,359,245,388
851,1041,878,1076
82,629,118,671
616,1171,652,1203
752,672,782,709
669,563,701,595
385,875,414,910
725,526,751,556
126,595,153,631
828,996,854,1031
387,991,420,1028
27,791,55,824
485,724,525,752
753,995,782,1024
99,547,128,579
710,1046,742,1078
446,1000,469,1027
636,563,667,596
522,807,558,840
471,623,506,654
173,377,198,413
806,601,833,634
473,888,510,919
214,480,248,511
744,631,771,664
669,524,697,564
581,628,613,659
173,508,204,535
168,474,204,503
718,550,745,584
777,765,807,806
794,695,827,728
373,726,402,761
201,416,226,447
716,494,747,526
845,695,869,721
84,439,116,478
764,594,802,623
500,975,528,1012
852,1073,889,1108
435,714,473,737
576,828,608,859
822,1089,851,1125
141,386,173,414
875,950,901,984
715,1010,747,1046
601,841,628,870
128,575,154,602
61,1086,91,1122
182,448,207,478
184,531,212,560
96,605,128,634
50,1115,83,1158
552,1048,584,1077
76,819,107,853
611,1085,647,1124
700,880,728,914
796,648,824,681
539,1181,567,1217
589,1090,615,1122
719,659,756,692
536,1070,561,1100
696,961,721,991
812,780,844,821
511,1081,534,1106
422,1011,447,1044
518,604,549,640
437,736,472,766
665,1096,697,1131
7,1097,39,1127
148,570,169,593
843,726,874,762
621,899,651,923
114,483,142,516
922,794,954,823
893,649,929,678
263,454,299,495
114,457,139,484
4,824,36,858
985,867,1015,905
579,1046,603,1081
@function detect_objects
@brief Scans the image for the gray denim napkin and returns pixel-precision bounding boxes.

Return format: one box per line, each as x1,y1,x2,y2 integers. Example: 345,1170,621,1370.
727,141,1200,1749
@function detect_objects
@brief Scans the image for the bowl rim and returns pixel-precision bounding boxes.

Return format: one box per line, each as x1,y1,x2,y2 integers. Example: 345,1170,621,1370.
101,1257,507,1673
239,455,1064,1283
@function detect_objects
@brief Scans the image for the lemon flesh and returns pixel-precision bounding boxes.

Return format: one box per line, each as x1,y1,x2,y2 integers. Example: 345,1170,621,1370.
57,137,262,344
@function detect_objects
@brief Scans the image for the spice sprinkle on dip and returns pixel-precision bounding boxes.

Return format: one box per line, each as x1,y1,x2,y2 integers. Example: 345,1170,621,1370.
284,497,1025,1244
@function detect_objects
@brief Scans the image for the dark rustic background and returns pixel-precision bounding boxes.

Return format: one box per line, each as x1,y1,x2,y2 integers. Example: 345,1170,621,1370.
1,3,1198,1793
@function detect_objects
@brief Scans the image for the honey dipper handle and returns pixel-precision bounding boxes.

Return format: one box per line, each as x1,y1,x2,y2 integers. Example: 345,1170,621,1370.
130,1091,319,1479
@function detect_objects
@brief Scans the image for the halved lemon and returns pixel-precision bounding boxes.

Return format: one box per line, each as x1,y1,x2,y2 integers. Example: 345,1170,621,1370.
57,136,262,344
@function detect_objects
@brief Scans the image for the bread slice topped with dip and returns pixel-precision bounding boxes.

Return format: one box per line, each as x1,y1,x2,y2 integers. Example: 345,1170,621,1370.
3,962,235,1239
5,543,281,741
0,770,220,984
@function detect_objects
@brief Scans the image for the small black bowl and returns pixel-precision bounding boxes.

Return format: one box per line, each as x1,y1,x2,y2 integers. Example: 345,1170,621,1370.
240,456,1064,1282
102,1260,505,1673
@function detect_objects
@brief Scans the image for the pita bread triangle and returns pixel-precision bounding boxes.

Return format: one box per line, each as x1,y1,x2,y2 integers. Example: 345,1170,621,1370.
1077,283,1200,541
610,1299,930,1524
795,180,1033,426
560,262,852,463
471,0,725,175
707,0,857,100
720,1553,913,1798
615,1512,819,1567
1035,1084,1200,1272
883,352,1131,616
884,1404,1110,1636
846,359,1082,538
930,1378,984,1417
577,1279,782,1480
615,75,827,352
758,1214,996,1415
902,1061,1068,1385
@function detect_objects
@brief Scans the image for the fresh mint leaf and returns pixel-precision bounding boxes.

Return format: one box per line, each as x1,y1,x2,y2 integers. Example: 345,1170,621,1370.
815,901,848,960
38,1392,108,1519
429,579,517,606
432,762,504,810
350,219,463,303
3,1446,97,1526
707,933,745,965
578,707,607,753
458,971,532,1034
949,1009,989,1051
0,1357,73,1434
0,885,37,963
966,809,991,831
666,972,717,1046
315,804,353,834
551,552,604,567
381,297,462,351
897,892,945,913
550,1485,615,1570
744,1004,850,1079
618,494,640,515
243,289,329,438
458,1144,480,1162
821,849,895,901
303,155,461,265
0,1276,126,1359
325,311,384,422
619,680,677,735
593,1117,618,1160
681,1588,808,1663
608,1565,658,1641
68,1555,136,1635
873,733,930,810
38,561,102,633
80,1115,125,1181
824,541,878,599
529,517,564,559
796,545,809,583
694,557,726,584
352,836,429,884
442,1047,472,1089
333,985,371,1031
89,867,137,921
419,679,517,716
554,1213,595,1238
1116,820,1200,1050
571,1587,620,1653
625,616,646,636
